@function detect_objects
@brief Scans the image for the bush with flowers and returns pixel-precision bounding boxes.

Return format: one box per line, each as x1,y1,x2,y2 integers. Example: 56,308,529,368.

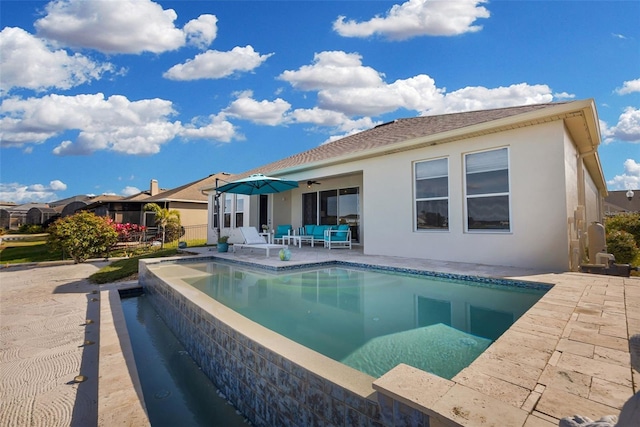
108,220,146,242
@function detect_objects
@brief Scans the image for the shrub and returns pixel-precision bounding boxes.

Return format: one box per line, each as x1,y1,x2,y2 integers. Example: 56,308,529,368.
48,212,118,263
18,224,44,234
605,213,640,247
164,222,183,243
109,221,146,242
606,229,639,264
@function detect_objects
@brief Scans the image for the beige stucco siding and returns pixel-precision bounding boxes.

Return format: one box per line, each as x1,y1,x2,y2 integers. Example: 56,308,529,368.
170,202,208,227
359,121,572,272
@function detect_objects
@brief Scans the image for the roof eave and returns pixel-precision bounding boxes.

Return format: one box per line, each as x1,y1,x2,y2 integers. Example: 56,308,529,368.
278,100,606,177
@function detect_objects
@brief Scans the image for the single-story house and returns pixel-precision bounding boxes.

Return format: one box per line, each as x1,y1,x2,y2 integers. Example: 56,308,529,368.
203,99,608,272
82,174,230,229
604,189,639,215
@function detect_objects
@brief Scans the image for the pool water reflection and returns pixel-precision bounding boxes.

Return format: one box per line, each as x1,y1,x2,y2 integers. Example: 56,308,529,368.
170,261,548,379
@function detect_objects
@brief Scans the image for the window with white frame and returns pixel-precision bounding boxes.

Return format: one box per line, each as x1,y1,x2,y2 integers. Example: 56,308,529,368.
224,195,232,228
235,196,245,227
464,147,510,231
415,157,449,230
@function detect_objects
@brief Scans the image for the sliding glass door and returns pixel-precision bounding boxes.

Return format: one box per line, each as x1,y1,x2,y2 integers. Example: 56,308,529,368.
303,187,360,242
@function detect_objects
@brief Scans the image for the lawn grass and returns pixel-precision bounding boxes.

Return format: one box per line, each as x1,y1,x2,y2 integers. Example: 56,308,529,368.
0,239,65,263
88,248,179,284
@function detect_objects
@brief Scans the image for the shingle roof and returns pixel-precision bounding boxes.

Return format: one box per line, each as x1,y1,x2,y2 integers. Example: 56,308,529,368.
604,190,640,213
237,101,572,179
144,173,232,203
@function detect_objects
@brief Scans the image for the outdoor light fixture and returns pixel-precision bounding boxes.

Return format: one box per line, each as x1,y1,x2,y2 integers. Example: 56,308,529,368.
307,180,320,188
627,189,635,201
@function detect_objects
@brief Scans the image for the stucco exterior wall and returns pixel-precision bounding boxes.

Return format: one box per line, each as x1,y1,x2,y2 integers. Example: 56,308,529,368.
584,168,601,225
563,129,580,222
359,121,572,272
170,202,208,227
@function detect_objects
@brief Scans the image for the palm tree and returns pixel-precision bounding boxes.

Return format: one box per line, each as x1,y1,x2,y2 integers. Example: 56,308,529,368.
143,203,181,248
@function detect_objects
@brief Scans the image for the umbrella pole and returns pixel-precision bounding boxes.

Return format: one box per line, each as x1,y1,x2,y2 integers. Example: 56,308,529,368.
215,178,221,238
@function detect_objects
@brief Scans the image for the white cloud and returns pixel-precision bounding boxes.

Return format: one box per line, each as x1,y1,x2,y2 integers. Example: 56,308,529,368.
602,107,640,143
433,83,554,114
49,180,67,191
290,108,378,133
0,27,116,94
289,108,379,138
34,0,208,54
0,180,67,204
180,113,239,141
0,93,240,154
280,51,555,117
615,78,640,95
279,51,384,90
164,46,273,81
223,95,291,126
318,74,445,116
606,159,640,191
553,92,576,100
121,186,141,197
333,0,490,40
184,14,218,49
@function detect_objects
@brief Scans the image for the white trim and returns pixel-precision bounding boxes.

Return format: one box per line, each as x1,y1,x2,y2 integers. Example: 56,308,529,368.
413,156,450,232
463,147,512,233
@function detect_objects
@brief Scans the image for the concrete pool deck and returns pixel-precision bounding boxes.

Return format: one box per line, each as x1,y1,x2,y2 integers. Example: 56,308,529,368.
1,246,638,426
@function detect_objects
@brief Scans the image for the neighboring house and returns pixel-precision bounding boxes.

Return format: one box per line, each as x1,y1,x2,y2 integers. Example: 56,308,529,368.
1,203,50,229
203,99,608,272
604,190,639,214
82,174,230,230
26,206,60,226
142,174,229,228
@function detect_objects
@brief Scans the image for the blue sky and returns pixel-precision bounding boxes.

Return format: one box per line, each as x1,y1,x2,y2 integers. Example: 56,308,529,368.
1,0,638,204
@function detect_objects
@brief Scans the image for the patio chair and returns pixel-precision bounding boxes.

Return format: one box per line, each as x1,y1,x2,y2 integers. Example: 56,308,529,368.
273,224,293,244
324,224,352,249
232,227,288,257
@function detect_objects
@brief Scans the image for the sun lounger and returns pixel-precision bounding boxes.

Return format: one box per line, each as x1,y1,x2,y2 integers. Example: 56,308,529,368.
232,227,287,257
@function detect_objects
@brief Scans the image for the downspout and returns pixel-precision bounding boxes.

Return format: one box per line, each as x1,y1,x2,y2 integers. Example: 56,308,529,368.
576,148,599,267
577,148,597,208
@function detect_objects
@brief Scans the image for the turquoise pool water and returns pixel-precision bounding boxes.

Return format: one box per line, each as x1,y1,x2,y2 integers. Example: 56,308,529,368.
152,261,548,380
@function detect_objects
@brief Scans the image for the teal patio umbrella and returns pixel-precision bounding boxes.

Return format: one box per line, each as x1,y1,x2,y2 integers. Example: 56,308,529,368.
214,174,299,234
215,173,298,195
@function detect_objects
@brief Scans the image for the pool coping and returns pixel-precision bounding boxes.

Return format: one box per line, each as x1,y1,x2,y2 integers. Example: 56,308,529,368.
100,251,639,426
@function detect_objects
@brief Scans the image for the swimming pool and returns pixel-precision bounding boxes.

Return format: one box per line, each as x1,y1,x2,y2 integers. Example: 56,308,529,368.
173,261,546,379
139,257,551,426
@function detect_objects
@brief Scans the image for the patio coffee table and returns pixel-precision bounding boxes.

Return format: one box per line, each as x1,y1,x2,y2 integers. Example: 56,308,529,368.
285,235,302,248
298,235,315,247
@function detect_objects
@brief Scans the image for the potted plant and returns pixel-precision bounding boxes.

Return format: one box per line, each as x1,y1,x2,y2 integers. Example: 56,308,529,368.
217,235,229,253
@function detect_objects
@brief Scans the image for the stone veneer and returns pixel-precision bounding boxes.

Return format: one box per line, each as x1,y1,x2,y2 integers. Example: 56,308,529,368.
140,258,429,426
